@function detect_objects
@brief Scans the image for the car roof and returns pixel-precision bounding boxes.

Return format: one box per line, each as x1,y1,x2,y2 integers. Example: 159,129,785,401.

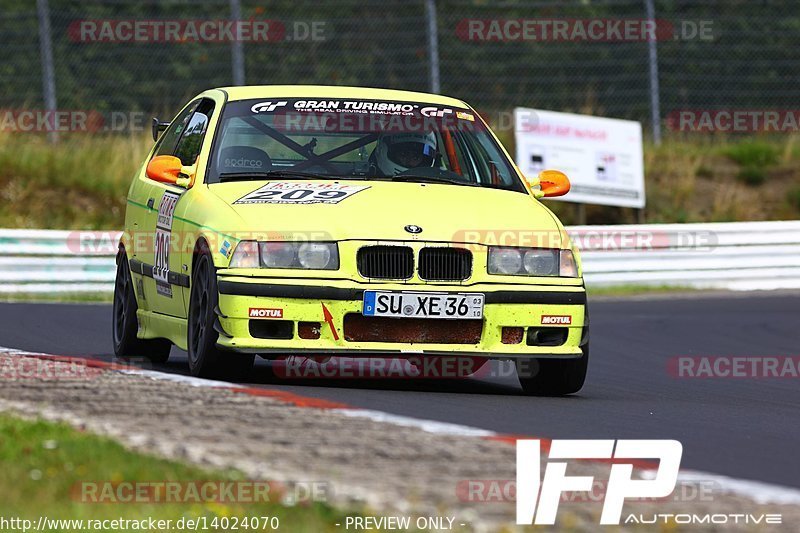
215,85,469,107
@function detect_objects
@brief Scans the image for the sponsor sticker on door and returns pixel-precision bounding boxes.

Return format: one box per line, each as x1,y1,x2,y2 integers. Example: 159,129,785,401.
154,191,181,297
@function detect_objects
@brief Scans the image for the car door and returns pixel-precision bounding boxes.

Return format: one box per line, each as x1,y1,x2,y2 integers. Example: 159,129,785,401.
133,101,197,313
141,100,216,317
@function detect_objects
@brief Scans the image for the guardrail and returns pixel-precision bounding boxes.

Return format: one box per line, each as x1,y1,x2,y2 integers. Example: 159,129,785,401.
1,221,799,294
0,229,120,294
573,220,800,291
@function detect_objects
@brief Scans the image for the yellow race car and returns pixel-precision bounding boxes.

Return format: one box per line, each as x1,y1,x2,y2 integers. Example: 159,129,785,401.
113,85,588,395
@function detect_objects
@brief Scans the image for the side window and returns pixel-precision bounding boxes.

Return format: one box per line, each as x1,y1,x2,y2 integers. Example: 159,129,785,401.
174,100,215,166
154,101,199,158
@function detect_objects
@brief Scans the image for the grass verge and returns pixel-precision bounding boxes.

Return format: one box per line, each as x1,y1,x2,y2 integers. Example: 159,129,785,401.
585,284,703,297
0,413,376,532
0,133,149,229
0,292,113,304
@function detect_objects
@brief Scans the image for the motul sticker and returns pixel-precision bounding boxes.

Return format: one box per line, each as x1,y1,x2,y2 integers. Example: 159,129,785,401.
541,315,572,325
249,308,284,319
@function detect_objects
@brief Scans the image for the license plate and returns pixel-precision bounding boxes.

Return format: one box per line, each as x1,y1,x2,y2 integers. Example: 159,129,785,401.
362,291,484,319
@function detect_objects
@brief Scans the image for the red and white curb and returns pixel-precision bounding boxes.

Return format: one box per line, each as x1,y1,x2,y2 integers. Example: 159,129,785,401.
2,347,800,507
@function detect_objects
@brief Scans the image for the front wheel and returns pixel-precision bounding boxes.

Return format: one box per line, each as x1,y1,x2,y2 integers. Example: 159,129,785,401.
112,249,171,364
187,250,254,381
516,345,589,396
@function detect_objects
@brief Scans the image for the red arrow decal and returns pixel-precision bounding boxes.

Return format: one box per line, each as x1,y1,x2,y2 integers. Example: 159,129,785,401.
321,303,339,341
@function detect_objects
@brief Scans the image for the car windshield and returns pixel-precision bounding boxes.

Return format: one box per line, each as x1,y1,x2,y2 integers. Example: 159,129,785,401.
207,97,525,192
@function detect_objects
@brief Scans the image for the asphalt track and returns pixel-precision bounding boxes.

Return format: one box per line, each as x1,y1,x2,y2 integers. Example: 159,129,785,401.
1,292,798,488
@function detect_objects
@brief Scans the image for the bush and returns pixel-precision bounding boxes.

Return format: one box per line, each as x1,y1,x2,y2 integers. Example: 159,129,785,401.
788,187,800,211
723,141,780,168
736,167,767,186
695,165,713,178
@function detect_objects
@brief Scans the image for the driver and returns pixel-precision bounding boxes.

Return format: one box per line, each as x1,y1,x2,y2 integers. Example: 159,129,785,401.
370,132,438,176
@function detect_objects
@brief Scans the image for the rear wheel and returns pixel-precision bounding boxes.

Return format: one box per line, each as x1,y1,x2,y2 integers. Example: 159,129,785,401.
187,250,254,380
516,345,589,396
112,249,171,363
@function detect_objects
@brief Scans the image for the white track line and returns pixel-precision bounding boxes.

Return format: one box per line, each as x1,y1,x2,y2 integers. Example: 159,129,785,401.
2,346,800,506
674,470,800,506
333,408,495,437
121,368,245,389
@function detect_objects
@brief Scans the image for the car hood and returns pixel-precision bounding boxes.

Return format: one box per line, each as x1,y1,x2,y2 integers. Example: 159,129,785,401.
207,180,566,247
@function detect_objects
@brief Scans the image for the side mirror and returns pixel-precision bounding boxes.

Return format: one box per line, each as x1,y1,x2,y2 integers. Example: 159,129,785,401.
532,169,571,198
151,117,169,142
145,155,192,187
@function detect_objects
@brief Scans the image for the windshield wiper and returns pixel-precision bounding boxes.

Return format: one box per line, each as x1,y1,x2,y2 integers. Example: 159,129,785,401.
219,170,336,182
386,175,478,187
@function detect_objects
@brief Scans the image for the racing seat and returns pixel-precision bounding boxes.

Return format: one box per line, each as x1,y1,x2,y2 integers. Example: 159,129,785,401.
217,146,272,174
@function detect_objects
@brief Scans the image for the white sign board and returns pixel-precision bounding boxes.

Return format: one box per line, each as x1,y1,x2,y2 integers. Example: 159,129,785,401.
514,108,645,208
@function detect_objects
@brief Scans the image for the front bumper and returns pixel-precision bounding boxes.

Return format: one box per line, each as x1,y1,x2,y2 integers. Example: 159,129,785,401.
215,276,587,358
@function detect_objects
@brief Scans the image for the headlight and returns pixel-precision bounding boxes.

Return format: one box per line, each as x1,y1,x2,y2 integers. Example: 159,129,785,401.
559,249,579,277
488,247,577,277
229,241,339,270
487,248,522,275
297,242,334,269
228,241,259,268
260,242,297,268
523,249,558,276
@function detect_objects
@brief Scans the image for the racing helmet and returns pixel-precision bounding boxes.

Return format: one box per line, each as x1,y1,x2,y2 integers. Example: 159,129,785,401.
372,132,437,176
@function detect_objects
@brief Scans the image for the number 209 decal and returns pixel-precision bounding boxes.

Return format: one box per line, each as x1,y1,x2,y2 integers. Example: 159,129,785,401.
154,191,181,297
234,182,369,205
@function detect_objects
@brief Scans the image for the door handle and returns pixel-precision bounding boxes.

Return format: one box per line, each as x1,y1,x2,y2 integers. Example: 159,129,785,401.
147,198,155,209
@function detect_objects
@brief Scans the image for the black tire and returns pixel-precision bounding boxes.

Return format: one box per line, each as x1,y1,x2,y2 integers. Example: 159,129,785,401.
516,345,589,396
112,249,171,364
187,250,254,380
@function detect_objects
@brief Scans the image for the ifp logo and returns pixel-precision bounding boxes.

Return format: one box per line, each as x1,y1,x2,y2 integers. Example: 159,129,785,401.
516,439,683,525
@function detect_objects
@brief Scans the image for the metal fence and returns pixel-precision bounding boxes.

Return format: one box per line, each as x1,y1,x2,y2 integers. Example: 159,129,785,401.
3,0,799,139
2,221,799,294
